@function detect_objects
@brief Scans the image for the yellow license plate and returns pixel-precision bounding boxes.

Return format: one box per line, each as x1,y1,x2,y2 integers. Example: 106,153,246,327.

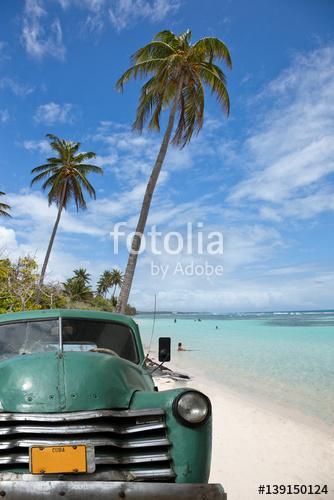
30,445,87,474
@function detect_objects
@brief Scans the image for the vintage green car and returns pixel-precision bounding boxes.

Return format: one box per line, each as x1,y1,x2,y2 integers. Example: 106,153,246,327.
0,309,227,499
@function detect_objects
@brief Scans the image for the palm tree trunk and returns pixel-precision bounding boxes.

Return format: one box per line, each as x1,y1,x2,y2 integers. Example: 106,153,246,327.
117,78,184,313
38,184,67,292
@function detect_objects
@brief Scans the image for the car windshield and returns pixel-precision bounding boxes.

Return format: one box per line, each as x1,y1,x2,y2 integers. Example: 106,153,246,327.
0,318,138,363
61,319,138,363
0,320,60,360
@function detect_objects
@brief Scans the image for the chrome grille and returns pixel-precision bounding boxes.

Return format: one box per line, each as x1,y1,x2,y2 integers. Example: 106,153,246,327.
0,409,175,481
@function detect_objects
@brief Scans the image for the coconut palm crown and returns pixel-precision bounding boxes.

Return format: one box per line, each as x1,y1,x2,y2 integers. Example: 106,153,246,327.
31,134,102,210
116,30,231,312
116,29,231,147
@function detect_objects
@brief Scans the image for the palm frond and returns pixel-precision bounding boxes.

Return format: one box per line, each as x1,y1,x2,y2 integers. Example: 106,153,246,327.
132,41,176,64
31,170,54,186
0,192,11,217
133,84,160,132
75,163,103,175
199,63,230,114
31,163,57,174
179,29,192,47
73,152,97,163
116,59,167,91
154,30,177,44
173,77,205,147
193,37,232,68
69,177,86,211
75,170,96,200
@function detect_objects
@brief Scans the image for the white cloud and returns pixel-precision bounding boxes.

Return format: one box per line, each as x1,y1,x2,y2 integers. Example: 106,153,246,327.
91,120,223,191
7,192,104,238
0,190,111,282
0,110,9,123
109,0,180,31
34,102,74,125
0,227,18,255
55,0,180,33
58,0,106,10
23,139,52,154
229,46,334,220
58,0,106,32
0,77,35,97
22,0,65,60
132,271,334,312
0,224,88,283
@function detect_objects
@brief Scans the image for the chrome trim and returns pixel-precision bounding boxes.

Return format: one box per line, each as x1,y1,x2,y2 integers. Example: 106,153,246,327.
0,436,170,450
0,480,227,499
95,451,171,465
0,421,165,435
0,468,176,482
0,468,175,481
130,468,175,480
0,454,28,465
0,451,171,466
86,445,95,473
0,408,165,422
0,408,174,482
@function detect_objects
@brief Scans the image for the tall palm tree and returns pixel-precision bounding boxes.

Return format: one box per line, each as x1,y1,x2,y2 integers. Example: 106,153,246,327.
31,134,103,290
116,29,231,312
96,270,113,298
0,191,11,217
96,275,107,297
111,268,123,299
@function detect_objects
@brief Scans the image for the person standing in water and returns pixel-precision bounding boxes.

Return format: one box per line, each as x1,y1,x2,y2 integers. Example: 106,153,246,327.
178,342,186,351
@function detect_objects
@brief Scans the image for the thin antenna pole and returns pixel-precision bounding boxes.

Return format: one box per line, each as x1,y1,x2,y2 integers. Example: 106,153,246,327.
143,293,157,364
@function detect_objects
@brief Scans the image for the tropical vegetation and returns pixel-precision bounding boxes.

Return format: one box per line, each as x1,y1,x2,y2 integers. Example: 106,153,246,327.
116,29,231,312
0,258,135,315
63,268,93,303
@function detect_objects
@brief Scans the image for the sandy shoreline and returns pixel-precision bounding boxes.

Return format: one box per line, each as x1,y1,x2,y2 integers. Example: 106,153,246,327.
154,365,334,500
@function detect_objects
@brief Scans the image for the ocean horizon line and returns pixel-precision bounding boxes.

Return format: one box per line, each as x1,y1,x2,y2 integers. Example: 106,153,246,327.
136,309,334,316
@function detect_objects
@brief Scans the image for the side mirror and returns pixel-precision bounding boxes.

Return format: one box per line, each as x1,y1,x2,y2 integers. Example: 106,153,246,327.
158,337,171,362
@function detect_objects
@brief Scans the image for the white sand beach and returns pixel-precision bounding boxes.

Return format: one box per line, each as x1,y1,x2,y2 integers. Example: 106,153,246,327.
155,373,334,500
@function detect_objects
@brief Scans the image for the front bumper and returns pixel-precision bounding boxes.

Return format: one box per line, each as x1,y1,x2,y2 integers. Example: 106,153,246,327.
0,480,227,499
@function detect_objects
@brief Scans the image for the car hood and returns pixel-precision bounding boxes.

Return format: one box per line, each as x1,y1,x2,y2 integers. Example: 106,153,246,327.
0,351,153,412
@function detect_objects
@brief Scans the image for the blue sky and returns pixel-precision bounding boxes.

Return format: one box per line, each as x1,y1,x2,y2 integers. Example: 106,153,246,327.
0,0,334,312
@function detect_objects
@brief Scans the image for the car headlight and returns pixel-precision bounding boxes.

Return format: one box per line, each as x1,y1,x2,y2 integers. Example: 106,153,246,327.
173,390,211,426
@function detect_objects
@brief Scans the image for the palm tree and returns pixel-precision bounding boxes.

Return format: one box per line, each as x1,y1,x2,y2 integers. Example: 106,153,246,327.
31,134,103,290
63,275,93,302
0,191,11,217
96,270,113,298
96,275,107,297
116,29,231,312
111,268,123,299
73,268,91,285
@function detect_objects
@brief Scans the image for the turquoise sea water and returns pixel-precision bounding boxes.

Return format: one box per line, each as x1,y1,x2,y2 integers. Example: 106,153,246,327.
136,312,334,428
